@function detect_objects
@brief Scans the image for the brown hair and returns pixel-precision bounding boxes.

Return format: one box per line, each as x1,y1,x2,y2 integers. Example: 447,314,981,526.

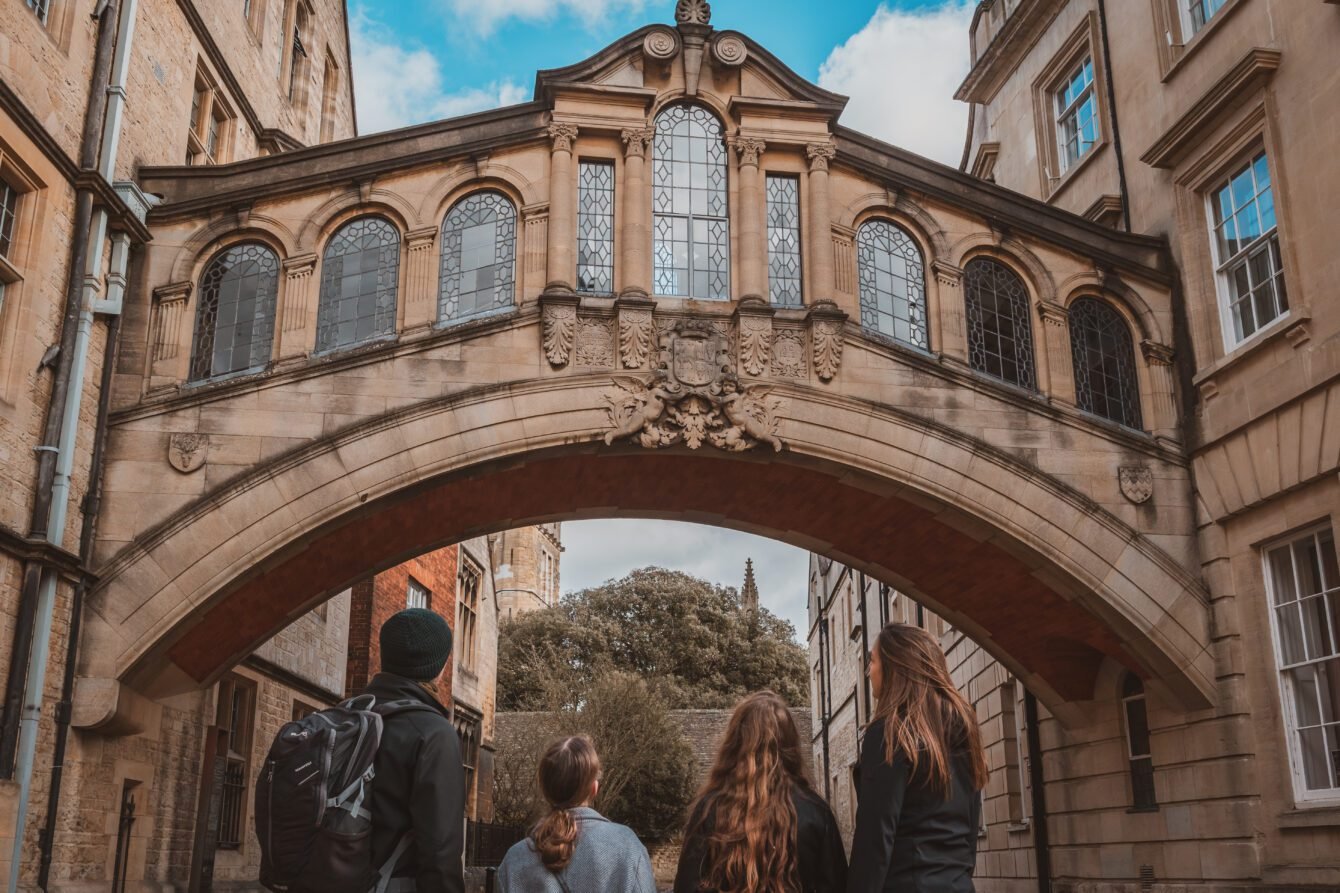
530,735,601,872
871,623,988,795
685,691,812,893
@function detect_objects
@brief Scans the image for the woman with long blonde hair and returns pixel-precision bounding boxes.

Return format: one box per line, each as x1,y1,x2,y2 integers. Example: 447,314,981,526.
675,691,847,893
847,623,989,893
498,735,656,892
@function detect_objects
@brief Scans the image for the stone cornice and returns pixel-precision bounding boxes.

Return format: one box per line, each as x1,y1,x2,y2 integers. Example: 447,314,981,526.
1140,48,1283,169
955,0,1069,104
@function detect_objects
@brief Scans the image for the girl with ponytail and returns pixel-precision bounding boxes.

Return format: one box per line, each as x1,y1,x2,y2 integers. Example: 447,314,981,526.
847,623,989,893
498,735,656,892
674,691,847,893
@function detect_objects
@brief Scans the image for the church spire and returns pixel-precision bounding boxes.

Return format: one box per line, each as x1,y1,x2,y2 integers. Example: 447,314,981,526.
741,558,759,613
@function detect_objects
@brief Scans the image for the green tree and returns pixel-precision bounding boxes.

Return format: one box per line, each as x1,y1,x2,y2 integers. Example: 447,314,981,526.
497,566,809,711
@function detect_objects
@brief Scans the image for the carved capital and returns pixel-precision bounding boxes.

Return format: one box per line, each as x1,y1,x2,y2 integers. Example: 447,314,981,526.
1038,301,1070,327
153,281,193,304
540,292,579,368
931,260,963,288
729,136,767,167
806,142,837,172
548,122,579,154
621,127,655,160
1140,340,1175,366
282,254,318,279
405,226,438,252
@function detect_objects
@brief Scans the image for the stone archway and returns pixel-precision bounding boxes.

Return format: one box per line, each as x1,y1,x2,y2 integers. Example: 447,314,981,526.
78,374,1214,726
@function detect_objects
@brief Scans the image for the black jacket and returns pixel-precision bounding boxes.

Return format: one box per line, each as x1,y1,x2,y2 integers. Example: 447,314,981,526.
674,784,848,893
362,673,466,893
847,719,980,893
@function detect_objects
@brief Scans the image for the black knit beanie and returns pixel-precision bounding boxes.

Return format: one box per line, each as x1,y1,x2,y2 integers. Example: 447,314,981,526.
380,608,453,681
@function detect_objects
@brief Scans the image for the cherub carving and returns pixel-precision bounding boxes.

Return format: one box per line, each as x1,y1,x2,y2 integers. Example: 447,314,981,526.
712,376,784,452
603,373,679,447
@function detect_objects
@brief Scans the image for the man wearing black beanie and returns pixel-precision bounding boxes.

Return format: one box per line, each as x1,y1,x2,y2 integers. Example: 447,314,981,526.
360,608,466,893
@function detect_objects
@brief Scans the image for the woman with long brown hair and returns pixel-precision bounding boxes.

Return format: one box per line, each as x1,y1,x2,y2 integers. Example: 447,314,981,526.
498,735,656,892
847,623,989,893
675,691,847,893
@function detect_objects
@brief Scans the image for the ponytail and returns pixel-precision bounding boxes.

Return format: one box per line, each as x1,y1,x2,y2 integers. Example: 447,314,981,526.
530,735,601,873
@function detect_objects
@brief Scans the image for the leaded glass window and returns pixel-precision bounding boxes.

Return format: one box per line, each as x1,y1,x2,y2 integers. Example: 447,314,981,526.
315,216,400,354
577,161,615,294
767,175,802,307
856,219,927,349
653,104,730,300
1210,152,1286,345
1068,297,1142,429
1265,528,1340,798
189,243,279,382
964,258,1036,390
439,191,517,325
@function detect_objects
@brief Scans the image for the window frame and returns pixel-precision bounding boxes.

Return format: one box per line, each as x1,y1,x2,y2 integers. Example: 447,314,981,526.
576,158,617,295
1182,0,1229,37
855,217,930,351
188,242,281,383
1053,55,1099,173
457,557,483,674
1204,149,1288,350
25,0,51,25
187,67,235,166
1031,14,1108,198
214,673,257,851
314,215,402,355
1121,674,1159,810
407,576,431,611
652,103,732,301
1067,295,1144,431
766,173,803,307
1263,524,1340,805
962,256,1037,391
438,190,518,327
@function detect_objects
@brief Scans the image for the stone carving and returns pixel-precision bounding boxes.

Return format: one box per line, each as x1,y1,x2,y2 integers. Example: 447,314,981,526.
1119,466,1153,504
548,122,578,153
575,318,616,367
168,433,209,474
542,301,577,367
642,27,680,61
675,0,711,25
712,32,748,67
619,308,654,369
806,142,837,173
772,328,806,379
621,126,655,159
812,318,843,382
657,318,731,387
603,374,783,452
739,314,771,377
729,136,766,167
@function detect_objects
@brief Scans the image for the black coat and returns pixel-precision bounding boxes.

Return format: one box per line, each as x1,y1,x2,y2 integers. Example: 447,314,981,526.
846,719,980,893
362,673,466,893
674,784,848,893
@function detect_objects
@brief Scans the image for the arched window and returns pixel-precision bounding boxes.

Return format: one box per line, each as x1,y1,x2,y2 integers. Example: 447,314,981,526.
189,242,279,382
652,104,729,300
316,216,400,353
856,219,928,349
1121,673,1158,810
1068,297,1142,429
439,191,517,325
964,257,1036,389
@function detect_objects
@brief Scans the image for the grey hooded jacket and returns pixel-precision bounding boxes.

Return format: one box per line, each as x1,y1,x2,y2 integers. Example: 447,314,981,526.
497,807,657,893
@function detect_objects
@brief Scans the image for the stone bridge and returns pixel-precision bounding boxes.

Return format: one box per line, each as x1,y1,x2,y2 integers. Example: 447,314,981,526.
77,12,1210,728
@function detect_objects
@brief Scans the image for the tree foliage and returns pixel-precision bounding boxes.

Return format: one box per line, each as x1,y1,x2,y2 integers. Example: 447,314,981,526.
497,567,810,711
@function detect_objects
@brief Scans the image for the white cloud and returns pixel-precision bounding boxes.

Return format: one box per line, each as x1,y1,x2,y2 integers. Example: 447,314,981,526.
350,14,528,134
559,520,811,641
439,0,648,35
819,1,976,166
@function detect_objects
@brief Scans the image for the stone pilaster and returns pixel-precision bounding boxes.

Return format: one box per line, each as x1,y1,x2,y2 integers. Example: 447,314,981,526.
1038,301,1075,405
620,127,654,298
730,136,767,303
1141,340,1180,444
278,254,318,362
401,226,440,331
545,122,579,292
150,281,192,387
805,142,836,303
932,260,965,362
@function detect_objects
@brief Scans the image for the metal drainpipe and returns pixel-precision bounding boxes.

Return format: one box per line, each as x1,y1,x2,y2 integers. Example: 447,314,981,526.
6,2,136,889
1024,691,1052,893
0,0,119,775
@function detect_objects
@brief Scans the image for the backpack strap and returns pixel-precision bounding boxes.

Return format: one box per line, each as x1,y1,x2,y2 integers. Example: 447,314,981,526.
371,698,439,718
372,832,414,893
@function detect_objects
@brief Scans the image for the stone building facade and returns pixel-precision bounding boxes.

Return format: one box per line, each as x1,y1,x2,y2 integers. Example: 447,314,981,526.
491,524,564,622
0,0,354,887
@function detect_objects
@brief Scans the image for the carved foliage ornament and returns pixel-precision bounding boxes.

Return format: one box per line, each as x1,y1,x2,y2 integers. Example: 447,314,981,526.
619,308,654,369
548,122,579,153
542,301,577,367
738,315,771,377
806,142,837,173
812,318,843,382
168,433,209,474
729,136,766,167
1119,466,1153,504
675,0,711,25
621,127,655,160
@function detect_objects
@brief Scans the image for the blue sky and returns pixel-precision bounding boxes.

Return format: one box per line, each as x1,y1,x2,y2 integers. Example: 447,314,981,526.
349,0,976,164
346,0,977,639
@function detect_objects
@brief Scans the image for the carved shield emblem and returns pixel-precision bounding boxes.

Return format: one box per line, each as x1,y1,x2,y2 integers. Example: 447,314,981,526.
662,321,728,388
168,433,209,474
1118,465,1153,504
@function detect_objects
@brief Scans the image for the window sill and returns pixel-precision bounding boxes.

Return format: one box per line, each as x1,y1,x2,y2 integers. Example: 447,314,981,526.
1278,803,1340,830
0,255,22,285
1126,806,1161,814
1046,139,1109,204
1007,821,1031,833
1191,305,1310,390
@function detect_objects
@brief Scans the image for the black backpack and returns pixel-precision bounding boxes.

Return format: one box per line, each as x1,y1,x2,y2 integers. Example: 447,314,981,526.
255,695,433,893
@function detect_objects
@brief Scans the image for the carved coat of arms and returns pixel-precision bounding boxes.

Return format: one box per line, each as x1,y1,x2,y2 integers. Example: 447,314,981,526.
1118,465,1153,504
168,433,209,474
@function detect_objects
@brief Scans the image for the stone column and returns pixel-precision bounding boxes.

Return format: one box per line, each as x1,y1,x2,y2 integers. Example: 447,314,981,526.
278,254,318,363
730,136,767,302
620,126,654,298
1038,301,1076,405
545,122,579,292
401,226,439,331
149,281,192,388
1141,340,1180,443
805,142,836,303
932,261,965,362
